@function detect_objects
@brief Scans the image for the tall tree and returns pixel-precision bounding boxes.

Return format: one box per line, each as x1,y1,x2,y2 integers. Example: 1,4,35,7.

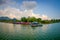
37,18,41,23
21,17,27,22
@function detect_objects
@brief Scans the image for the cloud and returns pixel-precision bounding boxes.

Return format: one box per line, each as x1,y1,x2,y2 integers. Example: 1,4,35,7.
0,0,50,20
22,1,37,10
0,7,50,20
0,0,11,5
0,0,6,5
41,15,51,20
0,7,23,19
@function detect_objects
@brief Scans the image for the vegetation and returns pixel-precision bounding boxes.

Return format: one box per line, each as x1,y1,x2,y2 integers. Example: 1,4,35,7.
0,16,60,24
21,17,27,22
41,19,60,24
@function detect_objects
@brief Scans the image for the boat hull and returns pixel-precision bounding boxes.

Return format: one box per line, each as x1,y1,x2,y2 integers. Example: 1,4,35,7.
13,22,31,25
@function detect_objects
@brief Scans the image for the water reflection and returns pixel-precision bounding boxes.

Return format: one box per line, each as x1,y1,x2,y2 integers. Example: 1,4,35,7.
41,24,49,31
0,22,60,40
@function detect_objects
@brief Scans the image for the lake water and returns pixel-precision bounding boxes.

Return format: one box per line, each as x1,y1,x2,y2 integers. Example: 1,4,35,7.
0,22,60,40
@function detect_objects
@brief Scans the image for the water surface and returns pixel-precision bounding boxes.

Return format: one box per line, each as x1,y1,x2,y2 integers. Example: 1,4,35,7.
0,22,60,40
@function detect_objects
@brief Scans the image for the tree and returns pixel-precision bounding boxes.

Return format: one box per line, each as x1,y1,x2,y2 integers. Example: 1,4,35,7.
37,18,41,23
29,17,37,22
21,17,27,22
27,16,30,22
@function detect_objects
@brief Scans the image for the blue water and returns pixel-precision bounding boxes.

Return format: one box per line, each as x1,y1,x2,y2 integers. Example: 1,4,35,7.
0,22,60,40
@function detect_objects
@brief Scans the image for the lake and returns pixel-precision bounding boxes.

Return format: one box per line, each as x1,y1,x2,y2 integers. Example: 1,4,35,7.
0,22,60,40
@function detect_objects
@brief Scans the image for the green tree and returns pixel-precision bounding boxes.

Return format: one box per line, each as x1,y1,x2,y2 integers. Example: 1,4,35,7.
27,16,31,22
37,18,41,23
29,17,37,22
21,17,27,22
26,16,37,22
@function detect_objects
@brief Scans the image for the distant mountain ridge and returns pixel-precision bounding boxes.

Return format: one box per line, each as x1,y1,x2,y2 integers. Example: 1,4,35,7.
0,17,11,20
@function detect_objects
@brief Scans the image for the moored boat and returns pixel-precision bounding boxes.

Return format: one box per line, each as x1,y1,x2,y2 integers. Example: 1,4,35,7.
31,22,42,27
13,22,31,25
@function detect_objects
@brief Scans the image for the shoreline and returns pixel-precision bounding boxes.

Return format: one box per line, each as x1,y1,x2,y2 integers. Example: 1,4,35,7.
0,22,60,24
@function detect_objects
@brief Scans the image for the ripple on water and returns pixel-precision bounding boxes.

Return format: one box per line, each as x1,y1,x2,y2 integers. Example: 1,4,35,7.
0,23,60,40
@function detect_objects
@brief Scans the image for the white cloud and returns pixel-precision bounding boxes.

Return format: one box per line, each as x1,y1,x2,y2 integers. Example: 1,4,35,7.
0,7,23,19
41,14,51,20
0,7,50,20
0,0,51,20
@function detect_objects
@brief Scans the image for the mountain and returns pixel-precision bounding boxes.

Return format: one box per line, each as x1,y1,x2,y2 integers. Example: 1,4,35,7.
0,17,11,20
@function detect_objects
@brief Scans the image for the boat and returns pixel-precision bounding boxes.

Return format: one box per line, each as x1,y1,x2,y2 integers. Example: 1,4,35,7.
20,22,31,25
13,22,21,24
31,22,42,27
13,22,31,25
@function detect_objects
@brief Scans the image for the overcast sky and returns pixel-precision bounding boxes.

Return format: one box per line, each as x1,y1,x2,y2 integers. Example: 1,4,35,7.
0,0,60,20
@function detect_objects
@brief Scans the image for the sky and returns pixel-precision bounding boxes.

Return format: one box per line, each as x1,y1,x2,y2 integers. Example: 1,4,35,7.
0,0,60,20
